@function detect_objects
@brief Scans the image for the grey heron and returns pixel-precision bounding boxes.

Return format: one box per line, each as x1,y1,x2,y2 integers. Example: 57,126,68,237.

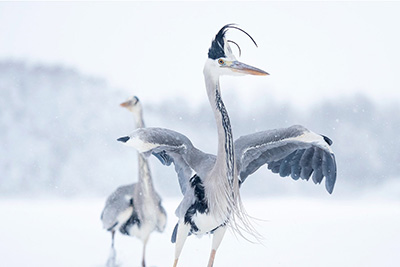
101,96,167,267
118,24,337,267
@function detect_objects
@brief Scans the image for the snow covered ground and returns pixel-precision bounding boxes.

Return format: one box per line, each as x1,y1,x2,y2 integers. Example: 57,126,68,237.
1,196,399,267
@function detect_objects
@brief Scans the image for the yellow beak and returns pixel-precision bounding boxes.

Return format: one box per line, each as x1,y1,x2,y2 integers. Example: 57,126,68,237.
227,61,269,76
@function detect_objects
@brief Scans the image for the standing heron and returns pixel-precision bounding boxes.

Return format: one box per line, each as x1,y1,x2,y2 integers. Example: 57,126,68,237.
101,96,167,267
118,24,337,267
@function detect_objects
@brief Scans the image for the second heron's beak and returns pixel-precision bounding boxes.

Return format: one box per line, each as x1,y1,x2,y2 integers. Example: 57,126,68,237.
228,61,269,76
120,100,131,108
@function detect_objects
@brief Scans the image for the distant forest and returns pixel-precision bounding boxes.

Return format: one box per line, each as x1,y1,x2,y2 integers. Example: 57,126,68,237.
1,61,399,197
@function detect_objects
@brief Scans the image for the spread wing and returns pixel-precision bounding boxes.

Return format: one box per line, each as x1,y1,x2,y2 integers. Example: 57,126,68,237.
234,125,337,193
118,127,215,195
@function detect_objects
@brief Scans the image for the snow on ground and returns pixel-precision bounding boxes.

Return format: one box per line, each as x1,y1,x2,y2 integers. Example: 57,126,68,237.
1,196,399,267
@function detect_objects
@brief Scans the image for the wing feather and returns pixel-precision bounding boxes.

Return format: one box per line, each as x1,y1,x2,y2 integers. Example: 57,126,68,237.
235,125,336,193
120,125,337,194
119,127,215,195
289,149,303,180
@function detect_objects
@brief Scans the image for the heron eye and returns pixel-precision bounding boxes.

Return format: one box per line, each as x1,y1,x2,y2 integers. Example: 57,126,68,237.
218,59,225,65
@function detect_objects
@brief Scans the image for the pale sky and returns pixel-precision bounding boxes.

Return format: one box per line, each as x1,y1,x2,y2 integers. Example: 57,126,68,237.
1,1,399,109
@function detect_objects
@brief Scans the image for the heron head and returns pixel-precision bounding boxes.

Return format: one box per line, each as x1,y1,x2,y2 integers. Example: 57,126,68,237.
207,24,269,77
120,95,142,113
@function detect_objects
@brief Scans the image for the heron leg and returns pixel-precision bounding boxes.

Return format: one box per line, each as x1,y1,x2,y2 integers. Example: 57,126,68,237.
207,226,227,267
142,236,149,267
173,222,190,267
106,230,117,267
111,230,115,249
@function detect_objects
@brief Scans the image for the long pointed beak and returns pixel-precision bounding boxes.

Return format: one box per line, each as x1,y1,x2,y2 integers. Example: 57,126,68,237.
229,61,269,76
120,101,130,108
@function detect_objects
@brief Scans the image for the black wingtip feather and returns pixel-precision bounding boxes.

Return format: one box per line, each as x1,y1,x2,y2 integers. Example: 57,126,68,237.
117,136,130,143
321,135,333,146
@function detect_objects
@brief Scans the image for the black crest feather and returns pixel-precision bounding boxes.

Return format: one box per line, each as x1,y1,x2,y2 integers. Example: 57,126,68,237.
208,24,258,60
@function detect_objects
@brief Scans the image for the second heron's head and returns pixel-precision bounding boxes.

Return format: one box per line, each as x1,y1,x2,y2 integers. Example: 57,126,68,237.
205,24,269,78
120,95,142,114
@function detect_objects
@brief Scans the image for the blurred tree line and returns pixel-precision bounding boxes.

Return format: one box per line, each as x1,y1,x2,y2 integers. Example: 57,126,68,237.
1,61,398,197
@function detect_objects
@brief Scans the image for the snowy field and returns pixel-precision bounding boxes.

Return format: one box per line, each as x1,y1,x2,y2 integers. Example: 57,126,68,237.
1,195,399,267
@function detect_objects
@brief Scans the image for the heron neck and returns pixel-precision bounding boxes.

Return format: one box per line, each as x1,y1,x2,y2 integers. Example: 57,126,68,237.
204,70,235,186
134,110,145,129
133,111,155,195
137,154,155,194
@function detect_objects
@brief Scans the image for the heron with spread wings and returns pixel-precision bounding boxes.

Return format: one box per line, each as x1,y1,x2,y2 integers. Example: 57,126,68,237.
118,24,336,267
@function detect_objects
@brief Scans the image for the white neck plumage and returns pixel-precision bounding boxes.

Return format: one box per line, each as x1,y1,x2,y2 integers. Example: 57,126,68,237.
133,108,154,194
133,108,145,129
203,61,240,222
